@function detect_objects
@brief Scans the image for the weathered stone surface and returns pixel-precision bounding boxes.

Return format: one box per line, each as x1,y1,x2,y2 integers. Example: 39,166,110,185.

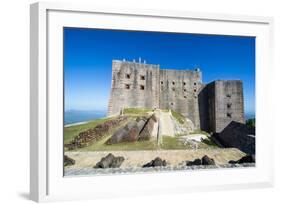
202,155,215,165
107,60,244,133
64,155,75,166
185,155,215,166
229,155,255,164
65,116,128,150
106,117,148,144
94,153,125,168
143,157,166,168
186,159,202,166
138,114,157,141
217,121,255,155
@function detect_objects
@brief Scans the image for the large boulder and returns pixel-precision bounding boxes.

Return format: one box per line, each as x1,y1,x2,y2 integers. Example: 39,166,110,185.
94,153,125,168
106,117,147,144
202,155,215,165
138,114,157,141
143,157,166,168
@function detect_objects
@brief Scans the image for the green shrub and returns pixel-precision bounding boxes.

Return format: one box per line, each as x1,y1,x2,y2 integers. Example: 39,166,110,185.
246,118,255,128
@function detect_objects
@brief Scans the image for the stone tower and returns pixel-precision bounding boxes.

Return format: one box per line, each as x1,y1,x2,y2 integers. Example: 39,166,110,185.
108,60,245,133
107,60,160,116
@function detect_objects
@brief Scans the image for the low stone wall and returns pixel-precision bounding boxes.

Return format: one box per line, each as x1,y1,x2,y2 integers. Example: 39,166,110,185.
217,121,255,155
64,163,255,176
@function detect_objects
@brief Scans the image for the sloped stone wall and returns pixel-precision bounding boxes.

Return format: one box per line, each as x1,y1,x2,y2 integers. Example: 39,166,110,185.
217,121,255,154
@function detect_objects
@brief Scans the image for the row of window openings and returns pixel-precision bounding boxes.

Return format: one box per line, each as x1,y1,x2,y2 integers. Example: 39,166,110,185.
168,104,230,111
125,84,145,90
125,84,196,93
161,81,197,86
126,74,145,80
126,74,198,87
171,88,197,92
226,102,232,117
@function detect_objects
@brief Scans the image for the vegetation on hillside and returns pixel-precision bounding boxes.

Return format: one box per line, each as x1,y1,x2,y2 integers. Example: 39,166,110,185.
246,118,255,128
64,117,114,144
123,108,152,116
171,110,186,124
64,108,221,152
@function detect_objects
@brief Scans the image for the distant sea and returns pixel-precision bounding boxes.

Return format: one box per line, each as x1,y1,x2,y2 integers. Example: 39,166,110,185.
64,110,255,125
64,110,107,125
245,112,255,120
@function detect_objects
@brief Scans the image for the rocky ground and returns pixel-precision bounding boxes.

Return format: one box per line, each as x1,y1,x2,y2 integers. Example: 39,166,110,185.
64,149,254,176
63,108,255,177
65,148,246,170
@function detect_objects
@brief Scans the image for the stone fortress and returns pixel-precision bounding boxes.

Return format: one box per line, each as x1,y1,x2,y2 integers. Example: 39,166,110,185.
108,59,245,134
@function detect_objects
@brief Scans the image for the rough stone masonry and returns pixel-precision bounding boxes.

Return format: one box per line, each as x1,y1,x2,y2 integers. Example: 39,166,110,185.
107,59,244,133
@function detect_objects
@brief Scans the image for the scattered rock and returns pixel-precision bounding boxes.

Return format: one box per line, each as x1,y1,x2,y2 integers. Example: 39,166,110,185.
111,156,125,168
202,155,215,165
64,155,75,166
229,155,255,164
143,157,166,168
185,155,215,166
94,153,125,168
186,158,202,166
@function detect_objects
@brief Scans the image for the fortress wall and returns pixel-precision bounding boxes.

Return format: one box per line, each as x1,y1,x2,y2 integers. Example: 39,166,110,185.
159,69,202,129
108,60,245,134
198,84,211,132
107,60,160,116
211,80,245,133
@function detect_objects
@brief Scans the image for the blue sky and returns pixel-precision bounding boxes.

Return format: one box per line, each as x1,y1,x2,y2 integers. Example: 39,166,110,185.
64,28,255,114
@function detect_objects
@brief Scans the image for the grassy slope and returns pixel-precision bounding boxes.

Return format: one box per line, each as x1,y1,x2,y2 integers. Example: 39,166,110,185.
64,117,114,144
79,136,158,151
123,108,152,116
64,108,219,151
171,110,186,124
161,136,220,150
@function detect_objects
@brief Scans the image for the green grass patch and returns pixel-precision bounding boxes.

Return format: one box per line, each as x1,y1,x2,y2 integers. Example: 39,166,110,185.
201,138,220,148
190,129,210,136
78,136,158,151
161,136,192,150
123,107,152,116
64,117,115,144
171,110,186,124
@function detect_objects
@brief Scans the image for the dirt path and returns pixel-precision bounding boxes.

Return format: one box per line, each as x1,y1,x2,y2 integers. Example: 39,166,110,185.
159,111,175,137
65,148,245,169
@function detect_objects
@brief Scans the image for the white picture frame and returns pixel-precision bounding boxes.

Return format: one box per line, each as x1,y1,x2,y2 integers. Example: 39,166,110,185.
30,2,274,202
